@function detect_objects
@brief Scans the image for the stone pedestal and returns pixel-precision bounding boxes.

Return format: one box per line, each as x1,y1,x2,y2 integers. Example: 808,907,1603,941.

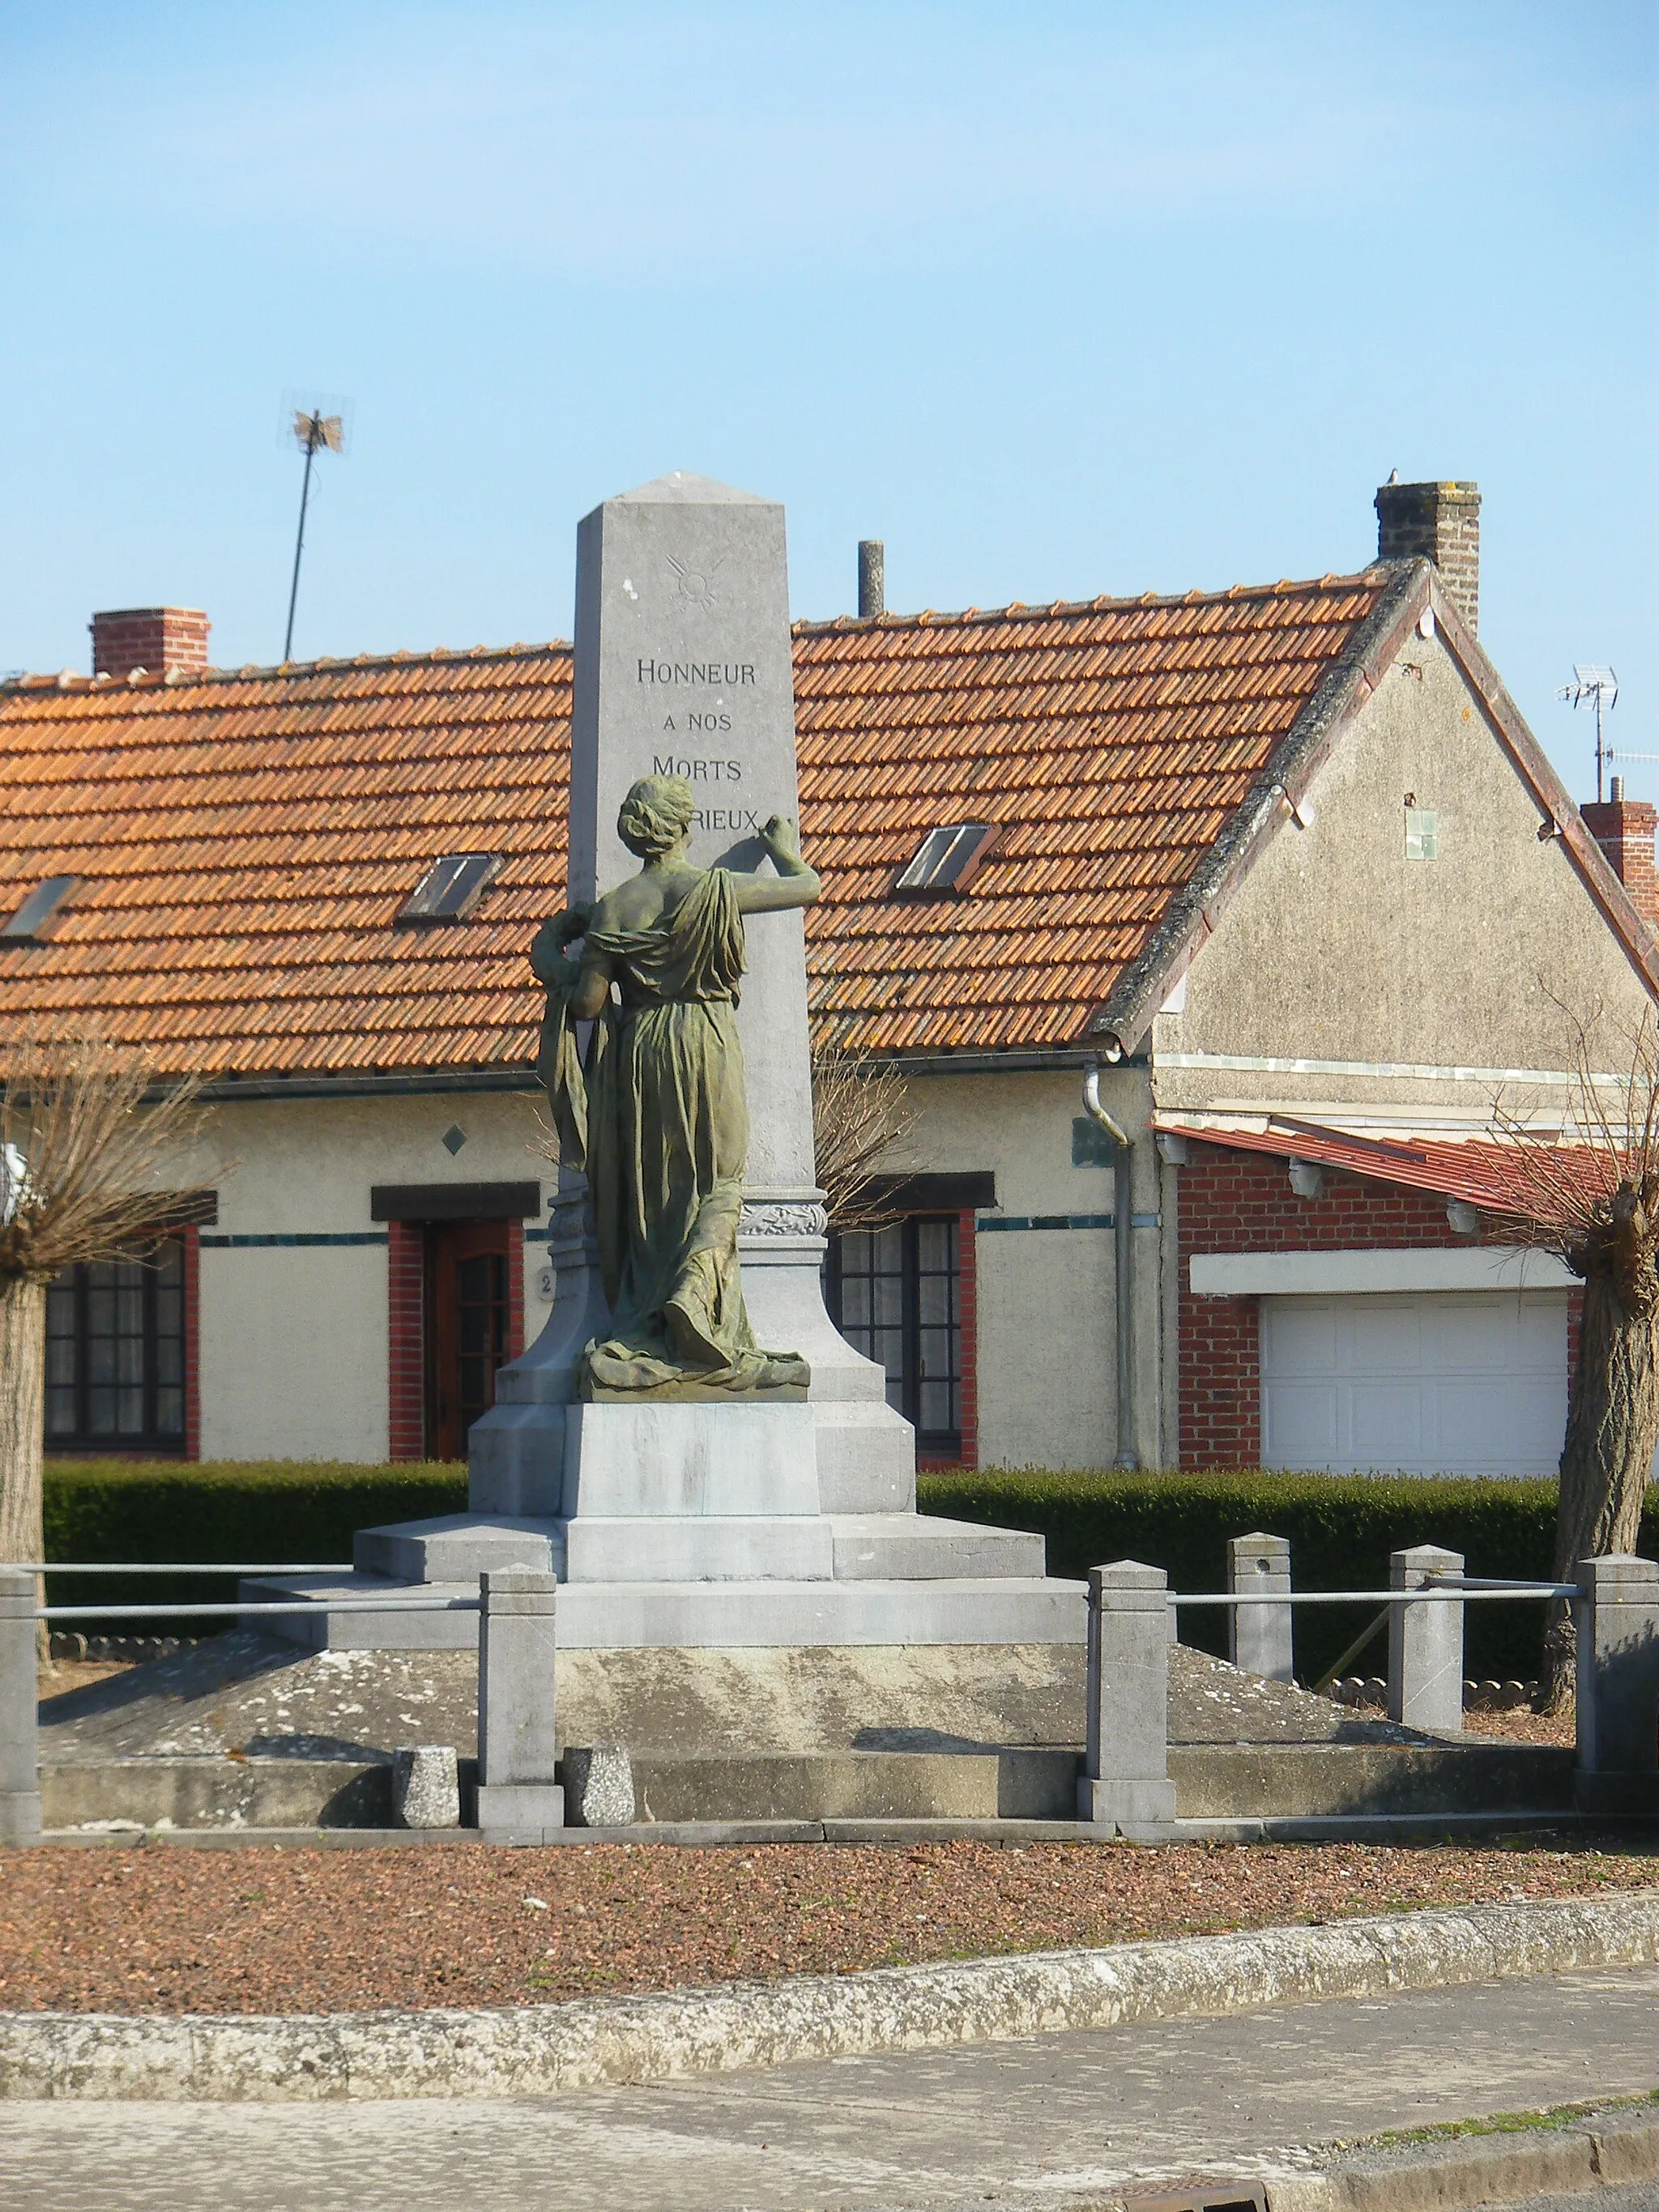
1077,1561,1176,1835
0,1568,41,1842
1228,1532,1293,1685
1388,1545,1464,1733
1575,1554,1659,1816
476,1568,564,1836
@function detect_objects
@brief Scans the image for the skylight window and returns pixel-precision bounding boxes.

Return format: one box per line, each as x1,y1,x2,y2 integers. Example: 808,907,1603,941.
398,855,503,925
892,823,1000,899
1,875,77,943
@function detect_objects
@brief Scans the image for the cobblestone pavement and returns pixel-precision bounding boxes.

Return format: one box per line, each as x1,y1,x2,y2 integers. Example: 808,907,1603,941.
1,1966,1655,2211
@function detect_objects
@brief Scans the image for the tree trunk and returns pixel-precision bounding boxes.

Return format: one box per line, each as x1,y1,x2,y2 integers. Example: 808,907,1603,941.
0,1276,47,1663
1544,1264,1659,1710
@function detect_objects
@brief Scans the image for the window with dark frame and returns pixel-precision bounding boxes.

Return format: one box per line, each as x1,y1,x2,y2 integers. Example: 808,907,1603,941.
891,823,999,899
45,1237,186,1453
826,1215,962,1454
398,854,503,926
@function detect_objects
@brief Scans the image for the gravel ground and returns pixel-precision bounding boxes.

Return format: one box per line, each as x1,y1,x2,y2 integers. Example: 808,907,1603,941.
0,1836,1652,2016
38,1659,136,1696
1463,1704,1576,1746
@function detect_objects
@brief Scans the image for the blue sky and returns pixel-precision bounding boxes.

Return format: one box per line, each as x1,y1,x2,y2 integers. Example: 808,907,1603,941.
2,2,1653,795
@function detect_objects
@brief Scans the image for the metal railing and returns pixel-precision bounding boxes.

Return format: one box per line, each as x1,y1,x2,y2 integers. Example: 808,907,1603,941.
22,1559,478,1623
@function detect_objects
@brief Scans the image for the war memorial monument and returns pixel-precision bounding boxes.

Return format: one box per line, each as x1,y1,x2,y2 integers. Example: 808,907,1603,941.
249,474,1084,1816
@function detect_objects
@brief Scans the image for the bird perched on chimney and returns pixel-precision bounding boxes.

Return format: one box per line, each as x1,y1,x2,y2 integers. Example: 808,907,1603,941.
1386,467,1399,484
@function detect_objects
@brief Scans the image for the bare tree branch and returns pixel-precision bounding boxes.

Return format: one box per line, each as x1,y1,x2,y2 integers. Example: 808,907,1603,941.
812,1043,917,1231
1,1036,207,1284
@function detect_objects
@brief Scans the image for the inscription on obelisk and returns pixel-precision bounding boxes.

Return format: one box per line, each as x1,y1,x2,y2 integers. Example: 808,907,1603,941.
567,470,814,1198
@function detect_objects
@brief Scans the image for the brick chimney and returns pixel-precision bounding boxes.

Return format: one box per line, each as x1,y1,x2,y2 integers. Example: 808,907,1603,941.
1374,479,1481,634
90,607,211,680
1581,776,1659,931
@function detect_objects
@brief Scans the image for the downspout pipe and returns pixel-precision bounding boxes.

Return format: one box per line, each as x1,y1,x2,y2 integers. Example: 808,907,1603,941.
1082,1063,1137,1469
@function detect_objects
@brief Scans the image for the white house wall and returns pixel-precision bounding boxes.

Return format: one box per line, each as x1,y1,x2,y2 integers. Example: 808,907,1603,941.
1153,628,1658,1116
893,1064,1162,1470
191,1088,548,1462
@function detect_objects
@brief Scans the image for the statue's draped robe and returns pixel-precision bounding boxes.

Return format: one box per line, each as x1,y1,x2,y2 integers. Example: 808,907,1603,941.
539,869,808,1395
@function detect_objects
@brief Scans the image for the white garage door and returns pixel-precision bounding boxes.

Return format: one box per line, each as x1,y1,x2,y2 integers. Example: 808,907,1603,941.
1260,1291,1567,1477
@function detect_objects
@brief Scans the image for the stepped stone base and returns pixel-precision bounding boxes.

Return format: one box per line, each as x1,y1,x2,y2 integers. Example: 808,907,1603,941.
242,1568,1084,1652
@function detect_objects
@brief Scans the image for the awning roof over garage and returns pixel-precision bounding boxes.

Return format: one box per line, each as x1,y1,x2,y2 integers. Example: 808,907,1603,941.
1156,1115,1605,1218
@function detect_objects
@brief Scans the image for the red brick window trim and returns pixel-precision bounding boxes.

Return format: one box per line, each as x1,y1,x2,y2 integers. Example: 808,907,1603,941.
387,1219,425,1462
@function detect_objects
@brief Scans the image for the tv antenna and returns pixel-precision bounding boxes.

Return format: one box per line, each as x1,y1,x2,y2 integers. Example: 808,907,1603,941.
1559,663,1618,802
283,402,346,663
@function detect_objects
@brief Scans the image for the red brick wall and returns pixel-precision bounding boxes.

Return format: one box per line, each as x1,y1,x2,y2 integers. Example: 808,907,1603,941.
1178,1144,1483,1470
182,1225,201,1462
90,607,210,679
387,1220,425,1460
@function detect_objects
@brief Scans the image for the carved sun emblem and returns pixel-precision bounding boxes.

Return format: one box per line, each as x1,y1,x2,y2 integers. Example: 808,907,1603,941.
667,553,723,610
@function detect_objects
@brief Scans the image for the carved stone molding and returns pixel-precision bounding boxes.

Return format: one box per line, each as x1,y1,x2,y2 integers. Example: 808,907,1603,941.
740,1199,829,1239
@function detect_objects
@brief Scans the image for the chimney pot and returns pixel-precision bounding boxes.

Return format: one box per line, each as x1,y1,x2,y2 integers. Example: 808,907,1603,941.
1374,479,1481,635
857,539,885,620
90,607,211,681
1611,774,1625,802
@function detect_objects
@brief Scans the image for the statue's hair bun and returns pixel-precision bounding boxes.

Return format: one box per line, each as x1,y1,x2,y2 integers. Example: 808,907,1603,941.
618,774,697,858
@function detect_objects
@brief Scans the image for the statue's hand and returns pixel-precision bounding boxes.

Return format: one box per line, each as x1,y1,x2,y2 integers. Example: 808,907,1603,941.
761,815,801,863
530,910,590,986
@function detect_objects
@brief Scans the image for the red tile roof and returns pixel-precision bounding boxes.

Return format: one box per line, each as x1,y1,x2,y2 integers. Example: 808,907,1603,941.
0,573,1401,1077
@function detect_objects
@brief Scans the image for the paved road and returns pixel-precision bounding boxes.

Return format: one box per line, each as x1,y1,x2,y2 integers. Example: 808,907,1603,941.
2,1966,1657,2211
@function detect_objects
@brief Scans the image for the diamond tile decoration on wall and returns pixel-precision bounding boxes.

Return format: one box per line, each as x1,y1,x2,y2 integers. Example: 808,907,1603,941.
441,1125,467,1156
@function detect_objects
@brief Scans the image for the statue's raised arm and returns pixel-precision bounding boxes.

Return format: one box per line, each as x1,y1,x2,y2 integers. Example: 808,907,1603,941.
730,815,821,914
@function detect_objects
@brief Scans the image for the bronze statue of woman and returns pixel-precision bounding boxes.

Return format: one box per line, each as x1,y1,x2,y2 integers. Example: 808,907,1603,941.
532,773,821,1396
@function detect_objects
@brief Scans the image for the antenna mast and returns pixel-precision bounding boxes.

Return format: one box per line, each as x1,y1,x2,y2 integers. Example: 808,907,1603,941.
1559,664,1619,802
283,406,344,663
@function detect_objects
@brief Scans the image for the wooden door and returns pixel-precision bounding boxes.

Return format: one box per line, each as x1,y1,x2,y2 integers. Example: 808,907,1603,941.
427,1221,511,1460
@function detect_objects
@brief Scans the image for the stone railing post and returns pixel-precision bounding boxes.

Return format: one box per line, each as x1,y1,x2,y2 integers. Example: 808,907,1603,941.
1077,1560,1176,1835
0,1568,42,1842
1575,1555,1659,1816
1388,1544,1464,1732
1228,1532,1293,1683
476,1567,564,1839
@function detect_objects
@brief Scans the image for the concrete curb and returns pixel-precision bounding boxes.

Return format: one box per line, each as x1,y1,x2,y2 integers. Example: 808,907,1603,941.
1270,2108,1659,2208
0,1889,1654,2103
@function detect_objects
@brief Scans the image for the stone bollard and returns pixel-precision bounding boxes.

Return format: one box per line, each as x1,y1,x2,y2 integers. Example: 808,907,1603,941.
476,1568,564,1838
0,1568,42,1842
563,1745,635,1828
392,1745,461,1829
1077,1561,1176,1835
1388,1544,1464,1732
1228,1532,1294,1684
1574,1555,1659,1816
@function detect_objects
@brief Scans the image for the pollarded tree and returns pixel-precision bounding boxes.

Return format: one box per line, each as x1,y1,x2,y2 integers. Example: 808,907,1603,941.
1493,1010,1659,1711
0,1039,203,1630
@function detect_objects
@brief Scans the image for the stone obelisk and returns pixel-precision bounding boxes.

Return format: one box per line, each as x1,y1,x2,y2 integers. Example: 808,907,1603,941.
473,471,911,1515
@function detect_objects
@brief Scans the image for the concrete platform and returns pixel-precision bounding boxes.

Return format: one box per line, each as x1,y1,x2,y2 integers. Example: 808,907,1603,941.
242,1569,1085,1650
38,1634,1593,1833
351,1511,1047,1594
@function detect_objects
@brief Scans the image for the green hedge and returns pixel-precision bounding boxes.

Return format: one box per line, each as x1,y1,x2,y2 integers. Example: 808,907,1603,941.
43,1460,467,1622
41,1457,1654,1683
919,1466,1659,1683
